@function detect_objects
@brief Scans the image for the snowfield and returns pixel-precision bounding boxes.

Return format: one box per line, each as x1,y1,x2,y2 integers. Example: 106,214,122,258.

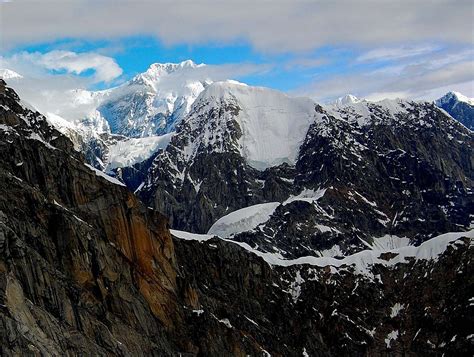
106,133,174,170
190,81,317,170
207,188,327,238
207,202,280,237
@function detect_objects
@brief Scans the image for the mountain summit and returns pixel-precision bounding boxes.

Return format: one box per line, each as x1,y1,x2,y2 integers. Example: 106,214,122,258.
99,60,211,137
331,94,361,107
435,91,474,130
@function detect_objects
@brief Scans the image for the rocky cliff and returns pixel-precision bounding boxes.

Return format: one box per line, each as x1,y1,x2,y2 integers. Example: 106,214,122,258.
0,80,179,355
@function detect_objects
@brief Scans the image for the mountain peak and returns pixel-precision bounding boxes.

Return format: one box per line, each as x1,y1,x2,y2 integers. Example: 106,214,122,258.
436,91,474,106
332,94,361,107
143,60,204,77
435,91,474,130
0,69,23,80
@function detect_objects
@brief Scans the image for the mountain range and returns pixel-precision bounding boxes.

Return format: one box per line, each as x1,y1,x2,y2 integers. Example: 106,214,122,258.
3,61,473,173
0,60,473,356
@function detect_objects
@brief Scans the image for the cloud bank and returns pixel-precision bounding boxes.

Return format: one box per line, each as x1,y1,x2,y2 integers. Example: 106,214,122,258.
298,46,474,102
1,1,472,52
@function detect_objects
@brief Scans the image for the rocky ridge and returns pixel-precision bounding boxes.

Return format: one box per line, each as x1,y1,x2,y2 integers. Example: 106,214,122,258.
134,83,473,259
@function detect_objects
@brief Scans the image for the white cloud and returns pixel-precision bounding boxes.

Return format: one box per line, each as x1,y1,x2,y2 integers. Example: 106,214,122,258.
1,1,472,52
297,48,474,102
4,51,123,83
357,45,439,62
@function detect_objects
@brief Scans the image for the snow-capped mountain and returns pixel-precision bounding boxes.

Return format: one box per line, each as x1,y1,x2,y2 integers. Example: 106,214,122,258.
0,60,216,170
331,94,361,107
2,60,210,139
435,91,474,130
98,60,211,137
1,76,473,357
131,85,472,258
174,80,316,169
436,91,474,107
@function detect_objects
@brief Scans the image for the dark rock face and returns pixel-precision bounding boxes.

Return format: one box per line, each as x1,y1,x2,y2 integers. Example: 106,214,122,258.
435,92,474,130
173,235,474,356
1,79,473,356
0,80,180,355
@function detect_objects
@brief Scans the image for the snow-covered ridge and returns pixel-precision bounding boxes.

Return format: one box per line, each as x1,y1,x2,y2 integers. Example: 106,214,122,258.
182,81,317,170
323,97,417,127
172,229,473,276
132,59,205,85
84,164,126,187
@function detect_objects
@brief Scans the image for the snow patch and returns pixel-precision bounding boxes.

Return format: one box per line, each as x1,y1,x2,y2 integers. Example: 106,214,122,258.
385,330,399,348
170,229,215,242
390,303,405,318
207,188,327,238
371,235,411,250
106,133,174,170
284,188,327,205
207,202,280,237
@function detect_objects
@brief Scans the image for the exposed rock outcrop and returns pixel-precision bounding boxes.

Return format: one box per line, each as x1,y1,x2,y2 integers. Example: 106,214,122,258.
0,80,179,355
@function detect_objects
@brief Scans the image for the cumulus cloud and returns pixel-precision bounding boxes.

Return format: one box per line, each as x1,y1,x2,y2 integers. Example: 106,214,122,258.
2,51,123,82
1,1,472,52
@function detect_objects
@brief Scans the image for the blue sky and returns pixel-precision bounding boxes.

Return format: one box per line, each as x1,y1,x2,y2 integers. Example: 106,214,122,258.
7,36,359,93
1,1,472,102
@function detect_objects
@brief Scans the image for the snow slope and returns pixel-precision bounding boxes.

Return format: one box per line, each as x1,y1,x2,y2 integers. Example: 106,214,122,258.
98,60,211,137
106,133,174,170
184,81,317,169
207,188,327,237
207,202,280,237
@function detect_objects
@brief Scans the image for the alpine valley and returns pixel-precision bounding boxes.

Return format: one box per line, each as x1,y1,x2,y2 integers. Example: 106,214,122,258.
0,60,473,356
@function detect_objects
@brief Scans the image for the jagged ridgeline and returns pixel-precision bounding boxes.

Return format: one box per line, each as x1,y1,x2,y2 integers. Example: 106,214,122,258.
0,79,473,356
133,81,473,259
